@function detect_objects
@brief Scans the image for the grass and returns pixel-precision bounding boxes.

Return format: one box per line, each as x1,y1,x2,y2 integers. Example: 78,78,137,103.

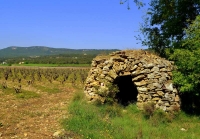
9,63,91,67
34,84,60,94
1,87,40,99
0,64,10,66
61,91,200,139
15,89,40,99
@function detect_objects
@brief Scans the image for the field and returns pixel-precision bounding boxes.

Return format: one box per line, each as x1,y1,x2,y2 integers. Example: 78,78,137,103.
1,64,91,67
0,66,200,139
0,66,89,138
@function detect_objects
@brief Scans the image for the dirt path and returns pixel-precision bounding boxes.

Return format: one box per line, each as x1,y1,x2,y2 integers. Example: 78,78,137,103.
0,86,74,139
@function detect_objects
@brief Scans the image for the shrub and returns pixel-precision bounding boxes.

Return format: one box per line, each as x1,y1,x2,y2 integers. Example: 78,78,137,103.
142,102,155,119
93,98,103,106
104,104,123,118
150,110,168,126
96,82,119,105
72,90,85,102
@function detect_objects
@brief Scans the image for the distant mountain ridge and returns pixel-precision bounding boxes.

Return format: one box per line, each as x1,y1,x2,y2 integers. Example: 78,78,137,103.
0,46,119,58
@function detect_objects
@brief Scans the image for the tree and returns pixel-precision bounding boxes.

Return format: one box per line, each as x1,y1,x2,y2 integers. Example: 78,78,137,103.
169,15,200,114
139,0,200,56
120,0,144,9
122,0,200,113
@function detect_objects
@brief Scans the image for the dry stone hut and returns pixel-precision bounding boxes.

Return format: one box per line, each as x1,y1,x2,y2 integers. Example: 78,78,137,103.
84,50,180,112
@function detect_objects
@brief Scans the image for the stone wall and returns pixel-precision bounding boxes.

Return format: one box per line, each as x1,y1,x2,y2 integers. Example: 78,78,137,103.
84,50,180,112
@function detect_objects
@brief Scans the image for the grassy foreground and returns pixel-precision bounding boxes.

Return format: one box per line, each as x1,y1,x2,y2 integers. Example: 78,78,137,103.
61,91,200,139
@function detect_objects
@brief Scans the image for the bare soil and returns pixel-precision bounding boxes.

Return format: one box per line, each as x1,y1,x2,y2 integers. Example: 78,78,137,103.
0,85,74,139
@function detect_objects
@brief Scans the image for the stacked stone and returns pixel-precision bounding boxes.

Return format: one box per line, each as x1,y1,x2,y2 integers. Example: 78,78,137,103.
84,50,180,112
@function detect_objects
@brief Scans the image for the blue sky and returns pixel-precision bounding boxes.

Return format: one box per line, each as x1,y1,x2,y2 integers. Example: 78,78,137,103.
0,0,149,50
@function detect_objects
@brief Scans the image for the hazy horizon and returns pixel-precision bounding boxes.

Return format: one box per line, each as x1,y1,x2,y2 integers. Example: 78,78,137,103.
0,45,122,50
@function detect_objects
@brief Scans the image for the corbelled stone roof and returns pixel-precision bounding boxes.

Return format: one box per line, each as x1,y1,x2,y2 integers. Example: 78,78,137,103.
84,50,180,112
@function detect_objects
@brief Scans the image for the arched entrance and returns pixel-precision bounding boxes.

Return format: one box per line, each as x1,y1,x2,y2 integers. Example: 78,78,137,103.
114,75,138,106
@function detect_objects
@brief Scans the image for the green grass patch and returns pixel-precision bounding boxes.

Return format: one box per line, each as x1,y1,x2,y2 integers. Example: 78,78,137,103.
61,91,200,139
1,87,14,95
34,84,60,94
1,87,40,99
62,93,112,138
0,64,11,67
10,63,90,67
15,89,40,99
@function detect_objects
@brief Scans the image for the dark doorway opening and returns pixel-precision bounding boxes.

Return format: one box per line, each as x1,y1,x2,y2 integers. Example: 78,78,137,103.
114,75,138,106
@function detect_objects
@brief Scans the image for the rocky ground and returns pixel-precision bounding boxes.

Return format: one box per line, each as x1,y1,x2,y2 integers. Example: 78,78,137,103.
0,85,75,139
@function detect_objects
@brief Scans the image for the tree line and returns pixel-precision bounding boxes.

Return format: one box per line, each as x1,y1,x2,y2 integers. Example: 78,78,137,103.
0,54,96,65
